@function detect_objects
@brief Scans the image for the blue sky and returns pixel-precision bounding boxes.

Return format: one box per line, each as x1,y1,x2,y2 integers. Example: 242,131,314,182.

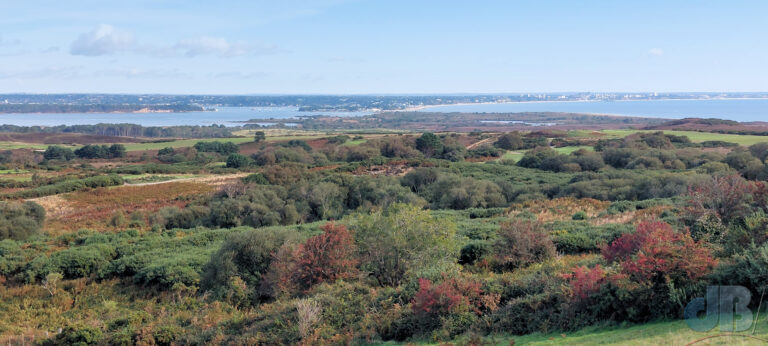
1,0,767,94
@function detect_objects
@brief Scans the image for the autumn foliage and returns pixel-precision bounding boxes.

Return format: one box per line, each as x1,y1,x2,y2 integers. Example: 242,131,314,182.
292,223,357,292
561,265,607,300
411,276,499,318
602,221,716,282
686,174,757,223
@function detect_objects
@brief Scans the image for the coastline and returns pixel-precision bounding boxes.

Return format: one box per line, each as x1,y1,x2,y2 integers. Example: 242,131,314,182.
409,97,768,112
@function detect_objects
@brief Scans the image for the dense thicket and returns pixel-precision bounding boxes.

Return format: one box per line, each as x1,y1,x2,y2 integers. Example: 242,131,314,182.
1,175,124,199
0,201,45,240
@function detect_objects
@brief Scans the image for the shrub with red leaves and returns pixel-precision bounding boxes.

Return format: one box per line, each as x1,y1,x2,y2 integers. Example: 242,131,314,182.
603,221,716,283
561,265,606,300
412,278,467,317
293,223,357,292
411,276,499,318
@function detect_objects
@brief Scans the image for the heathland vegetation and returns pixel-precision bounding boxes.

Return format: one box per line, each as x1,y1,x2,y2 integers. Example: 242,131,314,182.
2,122,768,344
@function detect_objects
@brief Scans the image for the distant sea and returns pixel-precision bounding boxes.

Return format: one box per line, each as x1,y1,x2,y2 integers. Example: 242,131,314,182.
418,98,768,122
0,99,767,126
0,106,371,127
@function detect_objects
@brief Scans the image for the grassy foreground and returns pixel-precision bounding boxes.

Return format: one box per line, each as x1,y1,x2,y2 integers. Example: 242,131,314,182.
406,313,768,345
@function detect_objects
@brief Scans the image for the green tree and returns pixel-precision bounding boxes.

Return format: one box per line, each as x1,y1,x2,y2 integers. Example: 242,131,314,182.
351,203,458,286
415,132,443,158
494,132,525,150
108,144,127,158
201,227,301,304
254,131,266,143
0,201,45,240
226,153,251,168
43,145,75,161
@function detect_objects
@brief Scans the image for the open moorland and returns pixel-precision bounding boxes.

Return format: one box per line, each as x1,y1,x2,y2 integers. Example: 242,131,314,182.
2,117,768,345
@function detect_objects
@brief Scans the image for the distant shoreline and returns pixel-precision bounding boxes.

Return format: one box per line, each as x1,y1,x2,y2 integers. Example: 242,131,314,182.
407,97,768,112
0,105,207,115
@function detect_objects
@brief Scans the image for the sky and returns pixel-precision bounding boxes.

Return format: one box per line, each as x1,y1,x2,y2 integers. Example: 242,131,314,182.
1,0,767,94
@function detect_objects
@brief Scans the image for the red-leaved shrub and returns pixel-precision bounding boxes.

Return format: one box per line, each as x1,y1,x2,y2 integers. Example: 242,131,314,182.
603,221,716,283
412,278,467,317
293,223,357,292
561,265,606,300
412,276,499,318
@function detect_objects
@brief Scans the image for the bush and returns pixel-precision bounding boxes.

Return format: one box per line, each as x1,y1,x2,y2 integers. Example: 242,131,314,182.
43,325,103,345
601,221,716,319
292,223,357,292
3,174,124,199
74,144,126,159
254,131,266,143
194,141,239,155
492,220,556,272
226,153,251,168
0,201,45,240
415,132,443,158
44,145,75,161
712,243,768,302
517,147,559,169
351,204,458,286
494,132,524,150
459,241,490,265
201,227,302,305
572,211,587,220
401,168,439,193
51,244,116,279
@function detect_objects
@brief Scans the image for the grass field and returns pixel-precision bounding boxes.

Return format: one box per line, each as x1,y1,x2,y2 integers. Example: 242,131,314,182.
0,142,50,150
379,313,768,345
0,169,30,174
505,315,768,345
599,130,768,146
498,150,524,162
555,145,593,154
341,139,367,146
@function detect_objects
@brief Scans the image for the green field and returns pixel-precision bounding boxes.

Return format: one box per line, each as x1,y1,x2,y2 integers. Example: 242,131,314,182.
555,145,593,154
381,313,768,345
341,139,367,146
0,142,50,150
499,150,524,161
599,130,768,146
0,169,30,174
508,317,768,345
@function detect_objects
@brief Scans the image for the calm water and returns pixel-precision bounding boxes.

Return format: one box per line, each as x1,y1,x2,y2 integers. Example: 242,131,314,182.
0,106,371,127
419,99,768,122
1,99,767,126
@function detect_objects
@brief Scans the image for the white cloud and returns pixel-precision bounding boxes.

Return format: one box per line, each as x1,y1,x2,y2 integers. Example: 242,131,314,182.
70,24,136,56
174,36,277,57
648,48,664,56
69,25,279,58
93,67,191,79
211,71,268,79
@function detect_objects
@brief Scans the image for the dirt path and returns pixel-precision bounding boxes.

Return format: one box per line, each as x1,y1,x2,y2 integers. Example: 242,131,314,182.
124,173,249,187
466,136,497,150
